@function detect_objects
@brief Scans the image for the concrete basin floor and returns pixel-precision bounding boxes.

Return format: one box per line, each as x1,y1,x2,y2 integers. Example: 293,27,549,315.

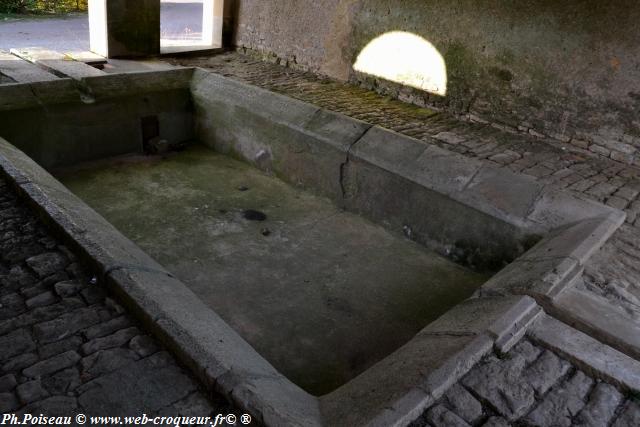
57,144,487,395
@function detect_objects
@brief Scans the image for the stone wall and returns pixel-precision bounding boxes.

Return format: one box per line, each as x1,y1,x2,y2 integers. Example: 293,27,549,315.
225,0,640,166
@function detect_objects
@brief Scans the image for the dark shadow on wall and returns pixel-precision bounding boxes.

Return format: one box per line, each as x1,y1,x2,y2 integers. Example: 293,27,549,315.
223,0,239,48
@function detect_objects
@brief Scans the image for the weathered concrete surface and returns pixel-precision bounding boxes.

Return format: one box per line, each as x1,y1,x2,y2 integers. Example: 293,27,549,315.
57,145,487,396
344,127,533,271
0,135,321,426
228,0,640,165
193,69,529,270
551,286,640,361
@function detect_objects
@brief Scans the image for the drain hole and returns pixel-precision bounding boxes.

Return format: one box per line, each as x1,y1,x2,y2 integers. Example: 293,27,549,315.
141,115,160,154
243,210,267,221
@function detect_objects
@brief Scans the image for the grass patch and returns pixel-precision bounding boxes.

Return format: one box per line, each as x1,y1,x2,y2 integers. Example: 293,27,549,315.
0,11,85,21
0,1,87,15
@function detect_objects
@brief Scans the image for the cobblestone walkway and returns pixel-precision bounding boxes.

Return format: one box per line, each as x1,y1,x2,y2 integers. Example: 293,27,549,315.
0,179,238,419
173,52,640,321
410,340,639,427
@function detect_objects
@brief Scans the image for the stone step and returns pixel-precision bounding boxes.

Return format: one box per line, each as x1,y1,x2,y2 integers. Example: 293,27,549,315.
10,48,106,80
529,314,640,393
0,52,59,83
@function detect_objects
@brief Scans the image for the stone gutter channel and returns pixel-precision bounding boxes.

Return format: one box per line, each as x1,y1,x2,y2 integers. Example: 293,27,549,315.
0,67,637,426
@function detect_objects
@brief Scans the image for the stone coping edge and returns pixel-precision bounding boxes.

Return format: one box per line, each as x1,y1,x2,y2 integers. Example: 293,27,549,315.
529,315,640,393
550,287,640,362
0,68,195,112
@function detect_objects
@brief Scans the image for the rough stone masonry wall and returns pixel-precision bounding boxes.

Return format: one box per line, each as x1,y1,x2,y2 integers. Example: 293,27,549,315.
226,0,640,166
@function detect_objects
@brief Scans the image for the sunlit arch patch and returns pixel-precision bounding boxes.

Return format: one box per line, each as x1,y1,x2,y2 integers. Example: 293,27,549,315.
353,31,448,96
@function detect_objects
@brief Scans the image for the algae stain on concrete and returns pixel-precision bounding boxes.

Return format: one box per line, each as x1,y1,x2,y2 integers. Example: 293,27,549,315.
57,144,488,396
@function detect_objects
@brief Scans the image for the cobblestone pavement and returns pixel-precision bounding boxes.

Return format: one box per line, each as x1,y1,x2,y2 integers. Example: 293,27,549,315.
410,339,640,427
0,179,239,420
171,52,640,321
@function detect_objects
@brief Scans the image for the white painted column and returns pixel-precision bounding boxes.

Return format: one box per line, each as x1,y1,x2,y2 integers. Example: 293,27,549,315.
202,0,224,47
88,0,108,57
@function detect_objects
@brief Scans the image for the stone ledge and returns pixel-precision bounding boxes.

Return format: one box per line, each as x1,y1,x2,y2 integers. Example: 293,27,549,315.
0,79,77,112
550,287,640,361
82,68,194,99
0,68,194,112
529,315,640,393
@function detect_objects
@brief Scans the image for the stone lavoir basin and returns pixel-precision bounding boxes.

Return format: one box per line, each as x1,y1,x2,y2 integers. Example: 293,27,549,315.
56,145,488,396
0,67,624,426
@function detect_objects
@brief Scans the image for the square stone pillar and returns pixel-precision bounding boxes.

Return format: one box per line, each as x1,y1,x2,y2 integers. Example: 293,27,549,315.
89,0,160,58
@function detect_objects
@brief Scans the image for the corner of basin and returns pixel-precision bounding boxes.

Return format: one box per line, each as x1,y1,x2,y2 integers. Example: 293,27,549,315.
319,331,489,427
451,163,545,229
363,388,435,427
417,333,494,399
223,373,323,427
479,251,582,305
525,187,626,232
106,265,323,427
